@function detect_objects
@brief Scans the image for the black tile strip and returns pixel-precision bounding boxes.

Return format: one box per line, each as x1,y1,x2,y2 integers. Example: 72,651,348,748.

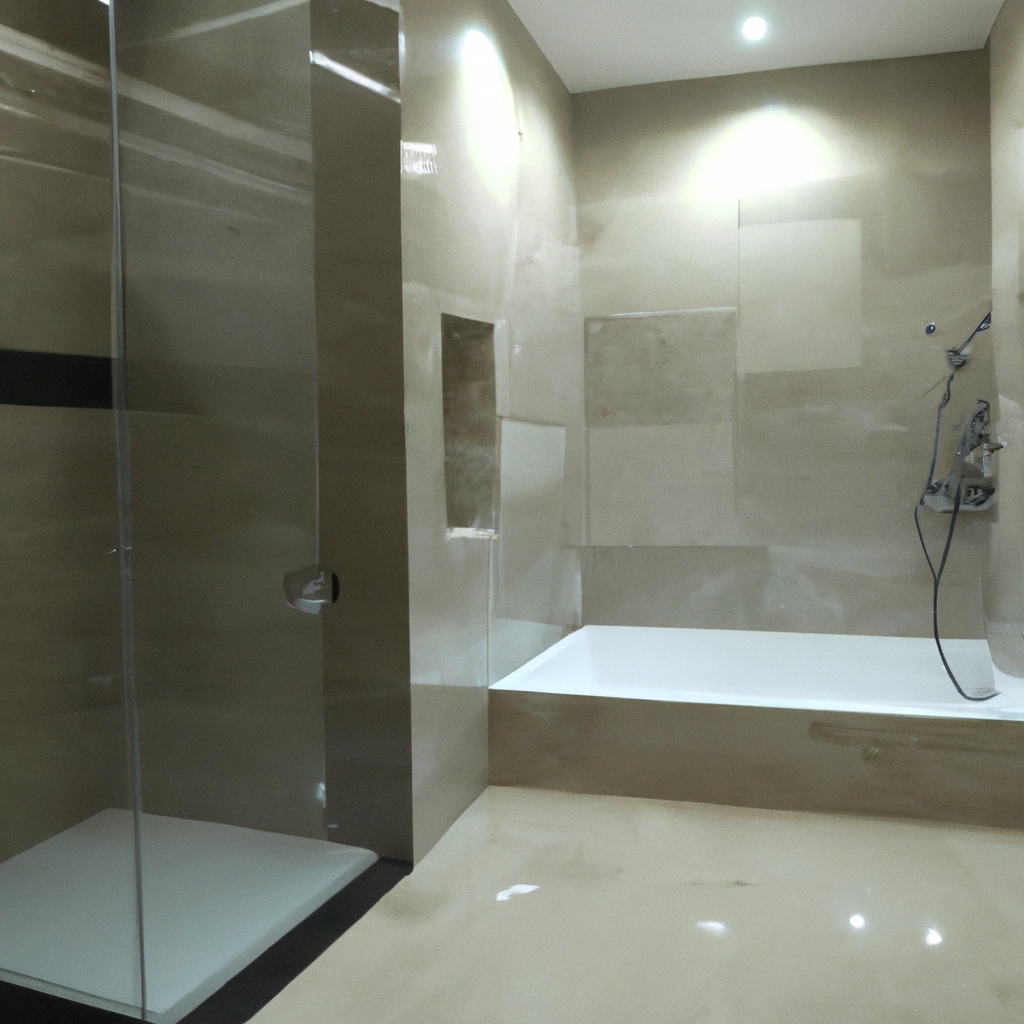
0,350,113,409
0,982,125,1024
0,858,411,1024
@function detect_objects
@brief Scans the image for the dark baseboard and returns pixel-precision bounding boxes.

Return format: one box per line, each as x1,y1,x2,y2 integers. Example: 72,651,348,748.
0,858,411,1024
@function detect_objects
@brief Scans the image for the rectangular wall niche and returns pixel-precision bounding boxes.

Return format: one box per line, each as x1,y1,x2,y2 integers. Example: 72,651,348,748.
441,314,497,537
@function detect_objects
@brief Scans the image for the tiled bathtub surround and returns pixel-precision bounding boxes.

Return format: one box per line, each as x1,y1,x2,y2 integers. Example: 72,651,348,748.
249,786,1024,1024
489,626,1024,830
575,51,995,640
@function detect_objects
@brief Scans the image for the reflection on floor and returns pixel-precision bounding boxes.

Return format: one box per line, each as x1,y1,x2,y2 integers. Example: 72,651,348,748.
252,786,1024,1024
0,810,376,1023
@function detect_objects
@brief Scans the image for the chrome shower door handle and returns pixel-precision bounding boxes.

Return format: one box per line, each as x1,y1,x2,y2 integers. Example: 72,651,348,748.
284,565,340,614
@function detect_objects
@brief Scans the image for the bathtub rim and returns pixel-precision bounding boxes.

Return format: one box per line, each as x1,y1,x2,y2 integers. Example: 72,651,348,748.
489,624,1024,723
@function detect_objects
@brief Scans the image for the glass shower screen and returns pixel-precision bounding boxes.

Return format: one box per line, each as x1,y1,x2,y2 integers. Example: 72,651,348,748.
0,0,406,1020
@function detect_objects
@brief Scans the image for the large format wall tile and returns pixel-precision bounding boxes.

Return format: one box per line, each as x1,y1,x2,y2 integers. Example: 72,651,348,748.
490,690,1024,830
117,1,326,844
0,0,126,862
402,0,583,860
0,404,125,861
585,310,737,428
588,424,745,547
989,0,1024,676
737,219,863,375
311,0,412,861
127,411,324,839
578,194,740,317
581,543,986,637
576,51,993,639
495,420,578,627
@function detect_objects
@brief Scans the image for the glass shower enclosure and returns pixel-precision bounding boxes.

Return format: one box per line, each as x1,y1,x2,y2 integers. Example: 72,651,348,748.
0,0,407,1020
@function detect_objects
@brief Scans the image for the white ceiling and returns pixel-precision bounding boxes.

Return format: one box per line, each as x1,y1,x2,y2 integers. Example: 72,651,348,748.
505,0,1007,93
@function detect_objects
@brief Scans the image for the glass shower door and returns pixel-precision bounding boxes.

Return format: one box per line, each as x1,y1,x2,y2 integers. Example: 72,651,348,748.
0,0,145,1016
111,2,374,1020
0,1,400,1016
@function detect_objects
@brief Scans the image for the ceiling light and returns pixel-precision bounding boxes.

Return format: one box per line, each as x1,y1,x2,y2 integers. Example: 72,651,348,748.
742,17,768,41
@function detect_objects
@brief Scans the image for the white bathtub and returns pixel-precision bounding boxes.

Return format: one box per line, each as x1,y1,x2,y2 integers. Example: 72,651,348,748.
492,625,1024,721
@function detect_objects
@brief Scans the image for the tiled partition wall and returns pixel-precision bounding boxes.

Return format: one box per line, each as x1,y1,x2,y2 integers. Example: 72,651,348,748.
402,0,584,859
990,0,1024,678
574,52,996,640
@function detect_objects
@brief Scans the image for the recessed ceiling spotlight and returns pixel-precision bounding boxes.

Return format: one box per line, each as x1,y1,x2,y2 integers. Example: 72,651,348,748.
742,16,768,41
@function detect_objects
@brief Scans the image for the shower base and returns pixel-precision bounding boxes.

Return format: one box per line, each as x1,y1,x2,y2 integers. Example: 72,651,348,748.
0,810,376,1023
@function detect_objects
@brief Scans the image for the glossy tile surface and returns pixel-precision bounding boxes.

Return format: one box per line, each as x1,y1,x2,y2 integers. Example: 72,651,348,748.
401,0,583,860
0,406,125,862
490,690,1024,830
989,0,1024,678
311,0,413,861
575,52,994,640
0,12,112,360
250,786,1024,1023
0,0,128,873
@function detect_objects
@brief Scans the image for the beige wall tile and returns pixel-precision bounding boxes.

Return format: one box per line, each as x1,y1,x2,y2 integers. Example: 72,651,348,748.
0,709,129,864
401,0,583,860
577,195,740,316
117,1,328,844
589,424,745,548
577,52,992,638
582,546,772,630
989,0,1024,676
495,420,578,627
139,702,325,838
738,219,863,374
582,543,987,638
0,18,112,359
0,406,125,861
411,684,488,860
585,310,737,427
310,0,413,860
490,690,1024,830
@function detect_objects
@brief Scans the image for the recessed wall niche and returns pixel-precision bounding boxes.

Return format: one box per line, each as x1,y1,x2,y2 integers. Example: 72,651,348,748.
441,314,497,537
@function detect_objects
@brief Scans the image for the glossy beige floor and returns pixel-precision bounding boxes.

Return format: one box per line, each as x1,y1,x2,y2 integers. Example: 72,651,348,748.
252,787,1024,1024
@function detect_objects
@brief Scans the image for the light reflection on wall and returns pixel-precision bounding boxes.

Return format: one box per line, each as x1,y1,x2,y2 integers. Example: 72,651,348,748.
684,106,847,202
461,29,519,204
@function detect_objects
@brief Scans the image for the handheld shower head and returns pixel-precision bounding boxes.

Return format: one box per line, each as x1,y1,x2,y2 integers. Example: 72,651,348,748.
916,312,1000,702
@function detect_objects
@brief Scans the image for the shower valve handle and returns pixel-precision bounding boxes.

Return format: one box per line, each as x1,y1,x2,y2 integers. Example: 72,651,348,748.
284,565,340,614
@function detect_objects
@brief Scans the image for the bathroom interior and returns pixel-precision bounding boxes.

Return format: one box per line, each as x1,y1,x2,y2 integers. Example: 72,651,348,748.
2,0,1024,1020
